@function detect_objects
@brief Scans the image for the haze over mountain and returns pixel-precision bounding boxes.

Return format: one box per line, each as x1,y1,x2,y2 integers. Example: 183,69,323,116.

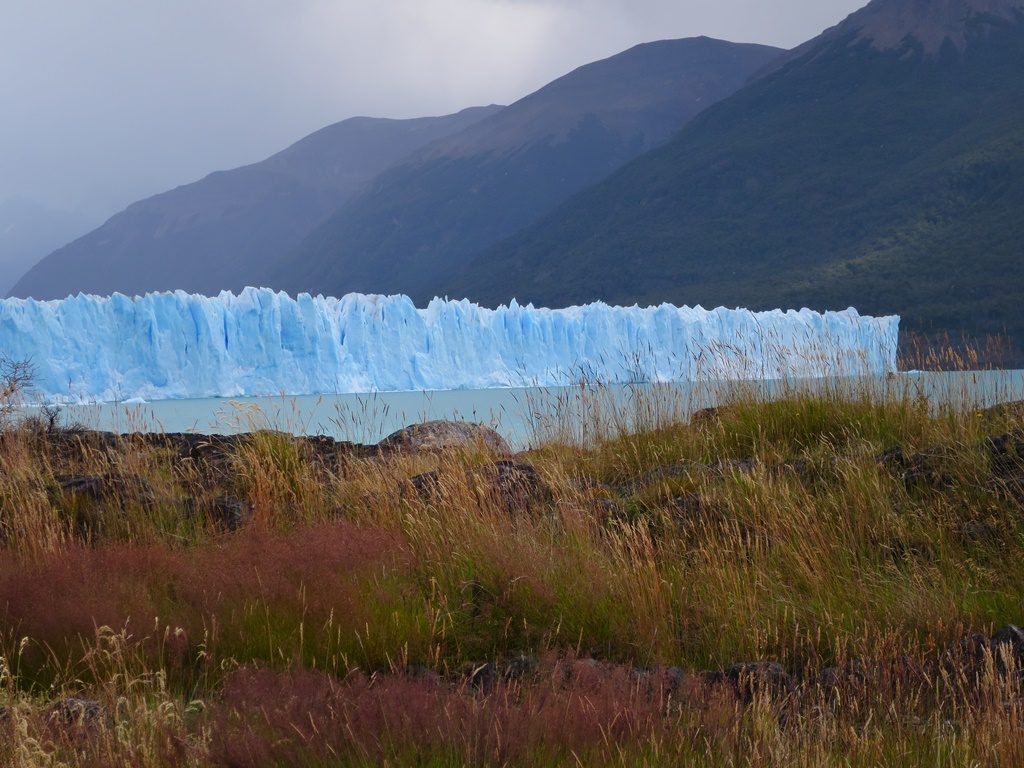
0,198,92,296
454,0,1024,346
274,37,783,302
10,106,501,300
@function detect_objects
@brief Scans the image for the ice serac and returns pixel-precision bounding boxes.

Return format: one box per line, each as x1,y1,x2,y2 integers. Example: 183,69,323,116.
0,288,900,402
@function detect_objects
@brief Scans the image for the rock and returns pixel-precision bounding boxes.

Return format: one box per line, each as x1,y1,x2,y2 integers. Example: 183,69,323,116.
982,401,1024,422
43,429,120,462
877,445,956,490
691,406,729,426
877,446,909,471
946,632,995,685
668,491,704,520
403,471,443,503
45,698,104,728
333,441,384,460
700,670,728,687
146,432,244,465
638,463,704,486
463,662,498,692
943,628,1024,684
771,456,831,485
715,458,759,476
881,536,935,565
54,473,157,537
294,435,339,468
55,473,155,504
984,429,1024,475
991,624,1024,668
981,430,1024,504
665,666,687,695
184,494,251,531
55,474,106,498
487,460,551,516
959,519,1004,547
726,662,793,702
404,460,551,515
379,421,512,456
210,496,251,531
504,655,540,681
591,496,620,523
817,666,841,691
816,662,866,694
402,665,442,687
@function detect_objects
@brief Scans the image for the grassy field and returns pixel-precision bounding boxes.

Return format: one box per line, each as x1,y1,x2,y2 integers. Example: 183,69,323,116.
1,364,1024,765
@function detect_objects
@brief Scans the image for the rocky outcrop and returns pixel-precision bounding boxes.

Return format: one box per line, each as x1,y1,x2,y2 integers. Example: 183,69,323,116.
378,421,512,456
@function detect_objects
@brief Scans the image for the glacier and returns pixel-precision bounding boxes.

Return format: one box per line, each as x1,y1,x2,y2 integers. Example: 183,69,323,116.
0,288,900,402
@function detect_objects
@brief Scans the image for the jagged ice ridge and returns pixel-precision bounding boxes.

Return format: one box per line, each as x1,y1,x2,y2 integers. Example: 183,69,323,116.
0,288,900,402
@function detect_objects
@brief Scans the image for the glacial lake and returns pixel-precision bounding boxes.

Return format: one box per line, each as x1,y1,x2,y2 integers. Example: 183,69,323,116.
31,370,1024,451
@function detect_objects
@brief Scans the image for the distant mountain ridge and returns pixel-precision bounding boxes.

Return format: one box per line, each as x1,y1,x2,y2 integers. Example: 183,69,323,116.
10,106,501,299
0,198,91,296
273,37,784,303
451,0,1024,348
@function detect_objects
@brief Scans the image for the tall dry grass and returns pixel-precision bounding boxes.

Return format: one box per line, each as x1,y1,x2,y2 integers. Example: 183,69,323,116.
0,348,1023,765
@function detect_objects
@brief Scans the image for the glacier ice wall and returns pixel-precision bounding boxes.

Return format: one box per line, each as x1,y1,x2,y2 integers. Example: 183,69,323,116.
0,288,899,402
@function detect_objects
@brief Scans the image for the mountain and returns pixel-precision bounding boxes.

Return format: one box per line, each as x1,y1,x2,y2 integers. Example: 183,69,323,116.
9,106,501,300
452,0,1024,349
273,37,784,303
0,198,92,296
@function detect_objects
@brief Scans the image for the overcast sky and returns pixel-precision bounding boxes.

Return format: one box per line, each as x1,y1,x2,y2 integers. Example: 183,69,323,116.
1,0,865,221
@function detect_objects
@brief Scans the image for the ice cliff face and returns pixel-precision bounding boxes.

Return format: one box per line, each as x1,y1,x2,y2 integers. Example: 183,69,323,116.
0,288,900,402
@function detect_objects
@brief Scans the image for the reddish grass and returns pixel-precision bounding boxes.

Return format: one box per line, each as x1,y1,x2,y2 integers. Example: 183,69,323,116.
0,522,412,682
208,661,736,767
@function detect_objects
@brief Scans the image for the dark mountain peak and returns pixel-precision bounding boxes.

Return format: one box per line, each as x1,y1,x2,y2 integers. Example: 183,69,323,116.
818,0,1024,54
753,0,1024,79
417,36,783,161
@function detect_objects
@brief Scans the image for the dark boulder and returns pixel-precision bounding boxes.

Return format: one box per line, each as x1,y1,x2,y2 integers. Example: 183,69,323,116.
403,460,551,516
727,662,793,702
982,401,1024,422
54,472,157,537
404,471,443,503
991,624,1024,670
401,664,442,688
487,460,551,516
55,473,155,504
700,670,728,687
665,666,688,695
877,445,957,491
984,429,1024,477
45,698,105,728
816,661,867,696
209,496,251,531
504,654,540,681
690,406,729,426
463,661,498,692
143,432,244,465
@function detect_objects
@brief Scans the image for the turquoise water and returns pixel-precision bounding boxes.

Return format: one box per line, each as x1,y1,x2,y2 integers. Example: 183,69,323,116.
33,370,1024,450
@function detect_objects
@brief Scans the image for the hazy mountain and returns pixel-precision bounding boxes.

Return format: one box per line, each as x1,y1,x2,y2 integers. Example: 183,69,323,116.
455,0,1024,347
10,106,501,299
274,37,784,302
0,198,92,296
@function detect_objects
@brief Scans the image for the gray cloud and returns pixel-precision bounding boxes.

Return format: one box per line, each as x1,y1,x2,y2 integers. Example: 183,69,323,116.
0,0,864,221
